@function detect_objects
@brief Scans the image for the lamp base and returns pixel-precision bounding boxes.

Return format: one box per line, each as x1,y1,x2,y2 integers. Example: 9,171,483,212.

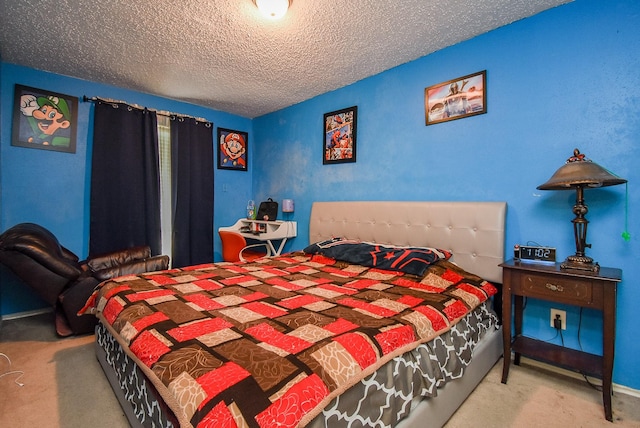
560,255,600,272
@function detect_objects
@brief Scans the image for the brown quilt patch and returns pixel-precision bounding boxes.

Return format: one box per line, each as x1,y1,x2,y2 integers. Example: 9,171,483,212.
153,344,224,383
113,302,154,331
155,300,207,324
215,338,299,392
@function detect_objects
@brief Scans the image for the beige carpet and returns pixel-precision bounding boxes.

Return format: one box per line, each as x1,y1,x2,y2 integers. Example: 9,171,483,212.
0,312,128,428
2,312,640,428
445,359,640,428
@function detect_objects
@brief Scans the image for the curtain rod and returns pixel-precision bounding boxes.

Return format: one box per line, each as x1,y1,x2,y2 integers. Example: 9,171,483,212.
83,95,212,125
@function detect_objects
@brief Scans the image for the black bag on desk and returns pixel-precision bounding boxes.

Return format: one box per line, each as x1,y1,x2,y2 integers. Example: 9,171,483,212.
257,198,278,221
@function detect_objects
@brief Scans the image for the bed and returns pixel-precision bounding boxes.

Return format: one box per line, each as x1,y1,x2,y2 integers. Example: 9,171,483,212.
86,200,507,428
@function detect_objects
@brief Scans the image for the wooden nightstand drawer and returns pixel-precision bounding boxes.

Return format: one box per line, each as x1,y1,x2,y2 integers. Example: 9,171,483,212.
516,272,596,305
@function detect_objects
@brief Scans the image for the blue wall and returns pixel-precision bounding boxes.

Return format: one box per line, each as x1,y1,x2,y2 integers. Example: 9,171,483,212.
1,0,639,391
252,0,640,390
0,65,253,314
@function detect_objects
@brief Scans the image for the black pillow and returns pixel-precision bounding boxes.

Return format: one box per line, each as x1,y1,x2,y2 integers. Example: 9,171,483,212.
304,237,451,276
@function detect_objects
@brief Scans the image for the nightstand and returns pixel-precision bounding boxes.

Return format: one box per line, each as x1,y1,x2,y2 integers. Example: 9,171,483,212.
500,259,622,422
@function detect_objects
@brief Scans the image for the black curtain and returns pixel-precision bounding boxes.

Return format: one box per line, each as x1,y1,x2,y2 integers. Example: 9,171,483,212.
170,117,214,267
89,102,161,256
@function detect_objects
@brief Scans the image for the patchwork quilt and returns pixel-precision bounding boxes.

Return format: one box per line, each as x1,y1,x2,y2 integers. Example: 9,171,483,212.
85,251,497,428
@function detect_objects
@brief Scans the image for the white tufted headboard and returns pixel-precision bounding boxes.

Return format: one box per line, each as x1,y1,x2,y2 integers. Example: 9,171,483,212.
309,201,507,283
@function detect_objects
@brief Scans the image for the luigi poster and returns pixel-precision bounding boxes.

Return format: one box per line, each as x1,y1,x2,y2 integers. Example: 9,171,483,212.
12,84,78,153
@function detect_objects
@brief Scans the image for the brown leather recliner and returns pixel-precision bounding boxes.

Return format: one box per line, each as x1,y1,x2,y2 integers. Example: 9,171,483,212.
0,223,169,336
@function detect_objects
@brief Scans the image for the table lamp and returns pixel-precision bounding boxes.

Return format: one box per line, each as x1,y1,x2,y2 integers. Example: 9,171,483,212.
537,148,626,272
282,199,294,220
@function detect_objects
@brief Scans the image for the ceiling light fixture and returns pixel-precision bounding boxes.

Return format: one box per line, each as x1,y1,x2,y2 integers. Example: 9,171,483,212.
254,0,291,19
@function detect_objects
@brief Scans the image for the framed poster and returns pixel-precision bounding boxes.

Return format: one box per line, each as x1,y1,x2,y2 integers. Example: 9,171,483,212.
424,70,486,125
217,127,248,171
12,84,78,153
323,105,357,164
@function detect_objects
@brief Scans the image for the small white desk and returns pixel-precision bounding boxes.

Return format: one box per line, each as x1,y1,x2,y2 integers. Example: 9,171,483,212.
219,219,297,256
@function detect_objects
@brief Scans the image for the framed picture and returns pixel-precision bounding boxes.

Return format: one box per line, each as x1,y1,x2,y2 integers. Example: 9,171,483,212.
217,128,248,171
424,70,486,126
11,84,78,153
323,106,357,164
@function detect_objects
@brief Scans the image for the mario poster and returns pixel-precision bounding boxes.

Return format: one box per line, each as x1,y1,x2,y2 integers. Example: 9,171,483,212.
11,84,78,153
217,128,248,171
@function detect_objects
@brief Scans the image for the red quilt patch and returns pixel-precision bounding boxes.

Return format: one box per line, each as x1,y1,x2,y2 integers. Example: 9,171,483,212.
320,266,359,277
393,277,445,293
334,332,377,369
147,274,180,285
375,325,416,355
103,298,125,325
198,400,237,428
133,312,169,331
197,362,251,409
414,305,449,332
221,275,257,285
245,323,313,354
255,374,329,428
337,297,397,318
126,289,175,302
323,318,358,335
168,318,234,342
317,283,359,295
242,301,288,318
102,284,130,301
277,295,323,309
458,282,488,302
481,281,498,296
443,300,469,320
441,269,464,283
397,295,424,307
130,330,171,366
265,277,304,291
183,294,225,310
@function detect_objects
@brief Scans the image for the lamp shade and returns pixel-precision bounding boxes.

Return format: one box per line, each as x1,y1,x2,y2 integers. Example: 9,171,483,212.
537,149,626,190
282,199,295,213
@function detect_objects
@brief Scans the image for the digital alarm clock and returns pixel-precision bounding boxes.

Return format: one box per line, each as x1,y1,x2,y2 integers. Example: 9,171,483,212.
514,244,556,263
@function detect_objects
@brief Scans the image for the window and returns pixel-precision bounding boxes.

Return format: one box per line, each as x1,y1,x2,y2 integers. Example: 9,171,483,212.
157,115,172,262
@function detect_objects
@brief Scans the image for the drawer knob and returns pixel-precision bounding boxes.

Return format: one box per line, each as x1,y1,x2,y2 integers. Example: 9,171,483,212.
545,283,564,292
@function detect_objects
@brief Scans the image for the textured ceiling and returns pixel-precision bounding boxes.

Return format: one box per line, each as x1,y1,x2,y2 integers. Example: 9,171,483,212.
0,0,570,118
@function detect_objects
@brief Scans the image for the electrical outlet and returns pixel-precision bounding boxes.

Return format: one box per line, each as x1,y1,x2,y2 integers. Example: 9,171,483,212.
550,308,566,330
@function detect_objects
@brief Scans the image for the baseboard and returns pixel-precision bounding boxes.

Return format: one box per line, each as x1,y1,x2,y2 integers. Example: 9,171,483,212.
0,307,52,321
520,357,640,398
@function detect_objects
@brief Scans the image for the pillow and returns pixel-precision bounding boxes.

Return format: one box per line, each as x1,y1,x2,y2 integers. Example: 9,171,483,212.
303,237,451,276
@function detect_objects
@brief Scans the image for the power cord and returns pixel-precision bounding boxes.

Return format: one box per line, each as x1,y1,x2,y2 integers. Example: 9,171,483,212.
532,306,603,392
0,352,25,387
553,314,565,346
541,313,564,344
558,327,565,346
576,307,603,392
541,328,560,343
